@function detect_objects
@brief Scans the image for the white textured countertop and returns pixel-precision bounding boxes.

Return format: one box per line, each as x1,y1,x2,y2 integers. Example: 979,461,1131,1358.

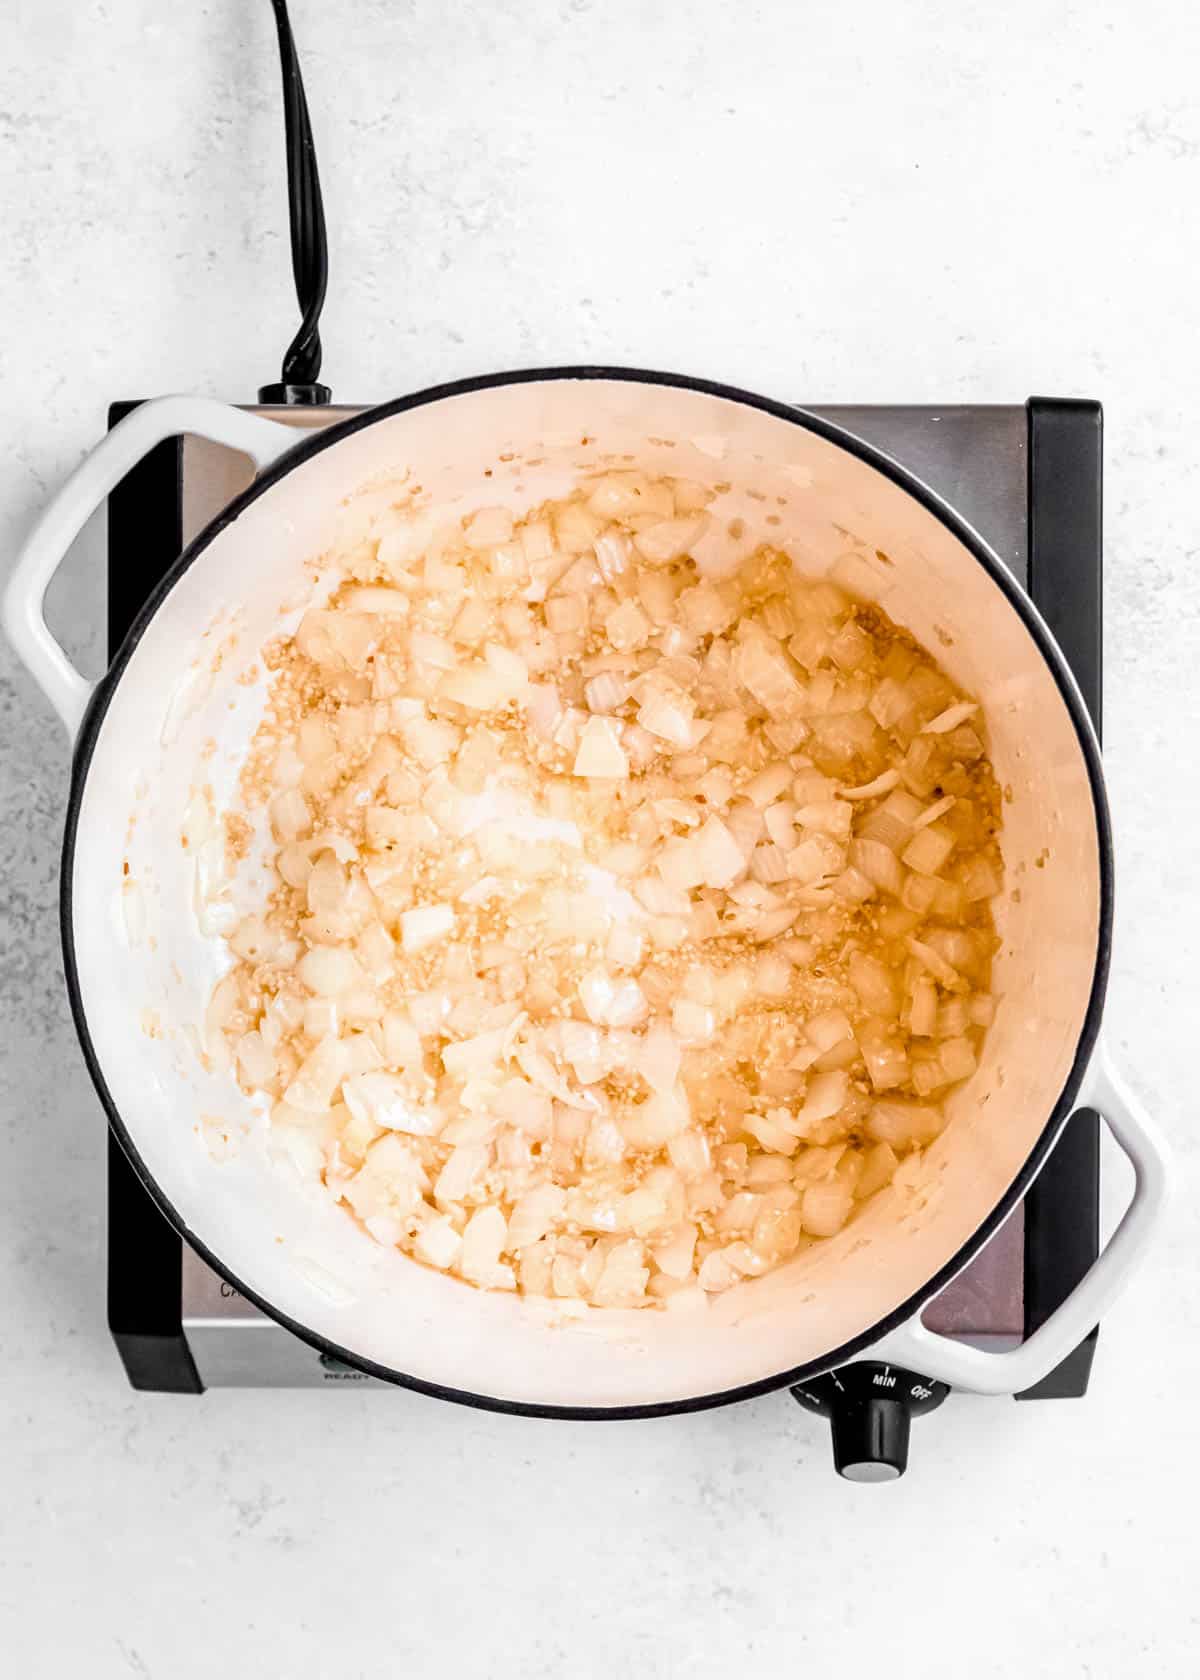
3,2,1199,1674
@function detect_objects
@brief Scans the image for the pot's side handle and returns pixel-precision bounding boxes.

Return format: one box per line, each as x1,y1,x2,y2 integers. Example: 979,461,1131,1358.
3,396,298,740
869,1046,1171,1394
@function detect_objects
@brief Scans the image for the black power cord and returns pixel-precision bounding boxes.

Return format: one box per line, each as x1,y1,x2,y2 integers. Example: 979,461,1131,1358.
259,0,331,405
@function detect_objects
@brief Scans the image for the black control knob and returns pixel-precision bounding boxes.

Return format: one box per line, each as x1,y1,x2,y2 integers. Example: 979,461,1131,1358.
791,1363,949,1481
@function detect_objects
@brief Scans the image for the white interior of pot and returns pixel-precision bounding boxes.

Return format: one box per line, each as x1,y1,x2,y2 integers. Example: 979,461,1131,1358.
71,378,1102,1407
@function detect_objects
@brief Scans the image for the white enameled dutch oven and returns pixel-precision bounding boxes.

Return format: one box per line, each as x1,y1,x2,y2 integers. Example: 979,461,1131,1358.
4,369,1170,1416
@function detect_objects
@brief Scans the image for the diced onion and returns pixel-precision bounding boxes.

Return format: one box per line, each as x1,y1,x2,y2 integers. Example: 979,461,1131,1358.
593,529,632,581
744,1112,799,1155
638,686,696,748
574,716,629,778
858,1025,910,1092
285,1038,346,1112
969,993,996,1027
464,506,515,549
400,903,456,953
867,1099,946,1149
922,700,977,734
913,794,956,830
800,1180,853,1238
460,1207,516,1287
344,1071,443,1136
208,465,1003,1314
787,834,844,886
750,843,790,885
938,1036,978,1083
962,855,1002,901
413,1215,463,1270
906,936,964,990
851,837,904,897
605,599,651,651
796,800,852,839
735,638,802,713
270,788,310,842
672,1000,716,1042
297,945,363,997
343,586,411,615
909,975,938,1037
584,672,628,713
795,1070,849,1130
902,823,955,876
744,764,793,809
235,1030,276,1089
622,1086,690,1148
579,969,648,1029
633,513,709,565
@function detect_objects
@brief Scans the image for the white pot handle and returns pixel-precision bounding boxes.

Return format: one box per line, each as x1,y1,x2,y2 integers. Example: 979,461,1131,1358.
869,1044,1171,1394
2,395,299,741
